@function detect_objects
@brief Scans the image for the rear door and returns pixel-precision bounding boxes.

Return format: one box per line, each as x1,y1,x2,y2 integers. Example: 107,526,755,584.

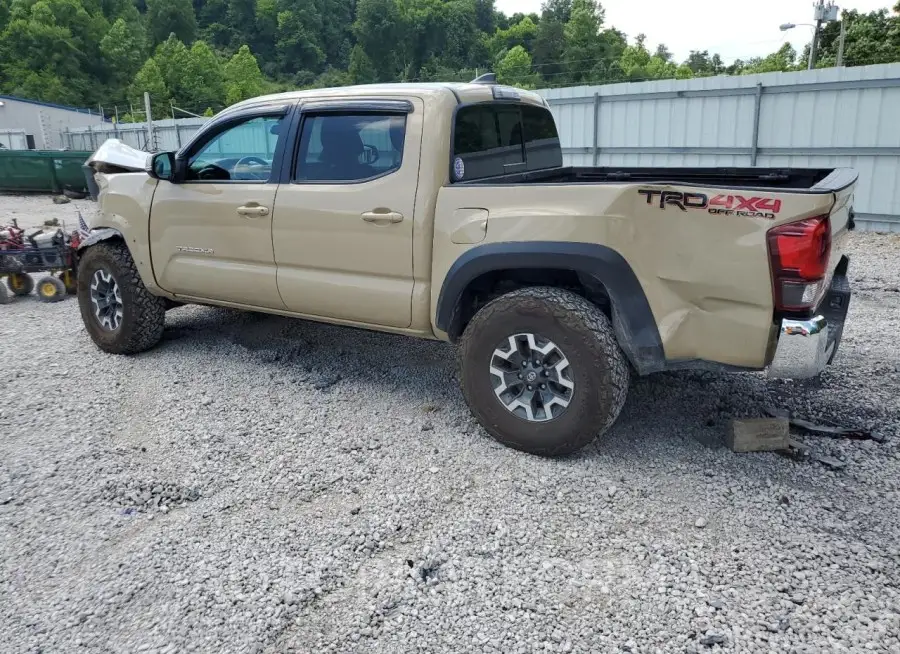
149,105,290,308
272,98,422,328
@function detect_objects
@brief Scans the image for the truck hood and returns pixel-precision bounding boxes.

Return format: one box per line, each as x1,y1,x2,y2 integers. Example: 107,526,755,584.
86,139,151,174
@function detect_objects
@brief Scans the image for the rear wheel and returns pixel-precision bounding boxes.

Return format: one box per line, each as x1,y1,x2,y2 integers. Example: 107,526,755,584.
77,242,165,355
37,276,66,303
459,287,630,457
7,273,34,296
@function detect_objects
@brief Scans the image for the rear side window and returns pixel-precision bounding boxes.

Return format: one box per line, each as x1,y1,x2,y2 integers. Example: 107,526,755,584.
522,105,563,171
294,113,407,183
452,104,561,182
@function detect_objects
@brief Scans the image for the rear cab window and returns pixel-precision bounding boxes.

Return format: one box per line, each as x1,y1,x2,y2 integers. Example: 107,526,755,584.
452,103,562,182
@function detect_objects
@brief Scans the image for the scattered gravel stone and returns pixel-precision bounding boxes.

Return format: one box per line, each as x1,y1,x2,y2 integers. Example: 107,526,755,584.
700,631,727,646
695,517,708,528
1,198,898,654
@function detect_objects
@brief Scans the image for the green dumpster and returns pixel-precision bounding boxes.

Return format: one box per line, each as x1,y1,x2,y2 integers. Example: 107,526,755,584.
0,150,93,193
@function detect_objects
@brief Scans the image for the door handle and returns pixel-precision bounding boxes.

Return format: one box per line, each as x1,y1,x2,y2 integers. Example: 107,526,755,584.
237,205,270,218
361,210,403,224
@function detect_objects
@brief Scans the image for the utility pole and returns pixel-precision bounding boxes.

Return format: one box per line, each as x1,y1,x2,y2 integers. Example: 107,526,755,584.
836,18,847,66
809,1,840,70
143,92,155,152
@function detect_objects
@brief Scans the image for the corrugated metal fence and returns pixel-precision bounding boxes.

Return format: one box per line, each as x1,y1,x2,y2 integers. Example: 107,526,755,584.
59,66,900,231
64,118,209,153
539,63,900,232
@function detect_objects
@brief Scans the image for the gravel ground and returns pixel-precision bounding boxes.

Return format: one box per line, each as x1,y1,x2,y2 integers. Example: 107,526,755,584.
2,195,899,653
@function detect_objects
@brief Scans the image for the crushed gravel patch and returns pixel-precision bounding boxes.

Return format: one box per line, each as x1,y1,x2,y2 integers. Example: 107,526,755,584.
1,196,899,653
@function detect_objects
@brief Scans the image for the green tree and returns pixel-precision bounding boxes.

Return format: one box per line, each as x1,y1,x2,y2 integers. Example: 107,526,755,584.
224,44,265,104
809,8,900,68
0,1,99,105
146,0,197,45
563,0,624,85
153,35,191,95
741,43,797,74
488,15,538,60
685,50,725,76
311,66,351,88
129,57,171,117
353,0,405,82
617,33,690,81
0,0,10,31
275,6,325,76
100,17,147,87
179,40,226,109
473,0,495,33
496,45,540,88
348,43,377,84
317,0,355,70
533,11,566,80
542,0,572,22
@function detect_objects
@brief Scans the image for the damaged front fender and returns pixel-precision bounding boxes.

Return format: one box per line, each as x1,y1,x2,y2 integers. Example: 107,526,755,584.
76,227,124,252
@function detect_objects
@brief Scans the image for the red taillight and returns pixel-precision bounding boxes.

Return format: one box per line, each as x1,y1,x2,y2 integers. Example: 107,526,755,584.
767,215,831,313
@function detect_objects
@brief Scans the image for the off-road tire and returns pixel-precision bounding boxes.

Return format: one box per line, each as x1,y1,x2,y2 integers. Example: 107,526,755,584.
8,273,34,296
77,242,165,355
37,276,66,303
0,282,11,304
459,286,630,457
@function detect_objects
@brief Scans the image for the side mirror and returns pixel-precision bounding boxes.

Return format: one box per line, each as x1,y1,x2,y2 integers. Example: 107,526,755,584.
148,152,176,181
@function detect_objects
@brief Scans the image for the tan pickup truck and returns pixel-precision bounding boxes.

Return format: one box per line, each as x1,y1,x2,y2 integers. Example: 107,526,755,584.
79,79,857,456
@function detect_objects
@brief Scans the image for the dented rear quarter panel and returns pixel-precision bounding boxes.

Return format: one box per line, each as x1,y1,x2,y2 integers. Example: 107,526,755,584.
433,182,838,369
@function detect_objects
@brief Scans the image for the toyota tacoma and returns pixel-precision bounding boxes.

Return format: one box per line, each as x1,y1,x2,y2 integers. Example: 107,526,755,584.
79,79,857,456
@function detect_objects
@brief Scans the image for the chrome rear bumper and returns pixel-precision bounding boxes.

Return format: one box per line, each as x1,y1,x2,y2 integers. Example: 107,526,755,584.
768,316,830,379
768,259,851,380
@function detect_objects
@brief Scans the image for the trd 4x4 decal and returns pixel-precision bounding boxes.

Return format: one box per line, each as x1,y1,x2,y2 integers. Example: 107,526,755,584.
638,190,782,219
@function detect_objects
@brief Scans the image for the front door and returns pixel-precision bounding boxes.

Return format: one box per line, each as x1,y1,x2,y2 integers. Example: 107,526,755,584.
149,110,288,309
272,99,422,328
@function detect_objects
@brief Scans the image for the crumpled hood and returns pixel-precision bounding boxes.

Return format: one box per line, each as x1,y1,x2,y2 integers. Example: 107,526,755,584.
86,139,151,174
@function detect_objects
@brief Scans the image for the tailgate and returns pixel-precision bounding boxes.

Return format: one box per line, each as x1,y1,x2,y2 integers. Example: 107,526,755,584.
813,169,857,282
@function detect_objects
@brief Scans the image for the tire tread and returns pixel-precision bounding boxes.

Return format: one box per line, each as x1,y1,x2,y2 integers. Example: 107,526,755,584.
78,242,165,355
459,286,630,456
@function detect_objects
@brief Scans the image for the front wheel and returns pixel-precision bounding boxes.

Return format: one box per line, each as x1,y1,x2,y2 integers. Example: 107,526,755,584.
458,287,630,457
77,242,166,355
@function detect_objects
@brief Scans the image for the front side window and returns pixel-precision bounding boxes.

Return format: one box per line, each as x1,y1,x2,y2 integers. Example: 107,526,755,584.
294,113,407,182
452,103,561,181
186,115,284,182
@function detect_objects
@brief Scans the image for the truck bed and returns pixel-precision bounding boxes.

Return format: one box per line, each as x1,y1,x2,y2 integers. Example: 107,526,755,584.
458,166,850,191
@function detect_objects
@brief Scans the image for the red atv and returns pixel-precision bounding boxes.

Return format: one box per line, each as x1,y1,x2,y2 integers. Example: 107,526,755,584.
0,218,79,305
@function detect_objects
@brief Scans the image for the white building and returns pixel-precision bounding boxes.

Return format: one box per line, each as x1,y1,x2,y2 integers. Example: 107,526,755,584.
0,95,106,150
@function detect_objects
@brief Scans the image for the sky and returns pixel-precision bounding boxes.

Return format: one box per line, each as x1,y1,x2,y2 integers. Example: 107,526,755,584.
495,0,892,63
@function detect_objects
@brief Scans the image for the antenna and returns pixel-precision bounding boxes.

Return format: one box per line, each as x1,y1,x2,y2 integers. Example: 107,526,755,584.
471,73,497,85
